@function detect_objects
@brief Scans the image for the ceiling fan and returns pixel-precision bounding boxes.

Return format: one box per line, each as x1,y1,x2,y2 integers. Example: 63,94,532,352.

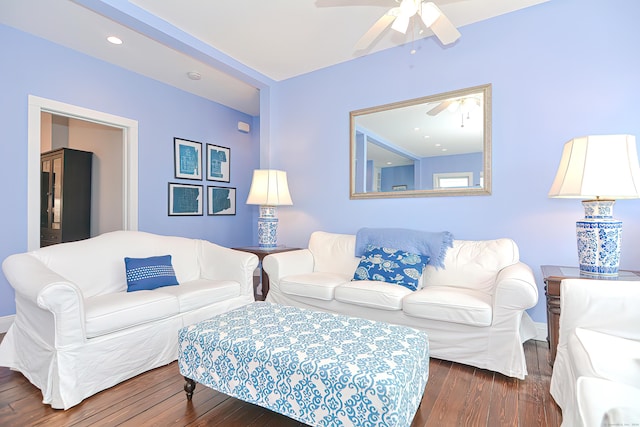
355,0,461,51
427,97,480,116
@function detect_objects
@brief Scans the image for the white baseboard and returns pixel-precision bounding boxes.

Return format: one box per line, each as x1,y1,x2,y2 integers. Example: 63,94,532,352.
533,321,547,342
0,315,15,334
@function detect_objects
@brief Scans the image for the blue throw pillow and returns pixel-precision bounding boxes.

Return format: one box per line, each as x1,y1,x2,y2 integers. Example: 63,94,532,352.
124,255,179,292
353,245,429,291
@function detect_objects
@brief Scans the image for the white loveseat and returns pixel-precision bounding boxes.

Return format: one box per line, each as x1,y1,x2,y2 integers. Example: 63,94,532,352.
0,230,258,409
550,278,640,426
263,231,539,379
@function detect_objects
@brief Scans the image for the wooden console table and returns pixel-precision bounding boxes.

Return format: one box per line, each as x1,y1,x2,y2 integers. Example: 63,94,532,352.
541,265,640,365
233,246,300,301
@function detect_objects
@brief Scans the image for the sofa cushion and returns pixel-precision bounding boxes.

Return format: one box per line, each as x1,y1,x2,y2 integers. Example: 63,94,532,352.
335,281,412,310
155,279,240,312
423,239,519,294
125,255,179,292
352,246,428,291
577,377,640,427
31,231,201,298
308,231,361,275
402,286,492,326
85,291,180,338
570,328,640,388
280,272,351,300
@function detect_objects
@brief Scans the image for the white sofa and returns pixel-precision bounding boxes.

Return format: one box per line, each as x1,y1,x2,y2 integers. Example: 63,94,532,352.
550,278,640,426
0,230,258,409
263,231,539,379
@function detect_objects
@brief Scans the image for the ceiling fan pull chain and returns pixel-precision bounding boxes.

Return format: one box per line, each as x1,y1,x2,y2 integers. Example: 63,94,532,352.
410,15,417,54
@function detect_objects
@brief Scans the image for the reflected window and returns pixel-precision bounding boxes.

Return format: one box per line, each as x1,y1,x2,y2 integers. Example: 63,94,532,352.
433,172,473,189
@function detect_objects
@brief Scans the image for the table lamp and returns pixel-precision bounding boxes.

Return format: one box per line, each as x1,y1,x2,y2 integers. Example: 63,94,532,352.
548,135,640,276
246,169,293,248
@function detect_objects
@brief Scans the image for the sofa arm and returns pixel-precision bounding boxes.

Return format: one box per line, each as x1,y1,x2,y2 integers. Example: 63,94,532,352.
493,262,538,311
559,279,640,343
3,253,87,347
198,241,259,296
262,249,314,293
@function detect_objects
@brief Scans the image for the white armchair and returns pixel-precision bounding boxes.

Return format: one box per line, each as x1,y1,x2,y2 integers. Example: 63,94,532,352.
550,278,640,426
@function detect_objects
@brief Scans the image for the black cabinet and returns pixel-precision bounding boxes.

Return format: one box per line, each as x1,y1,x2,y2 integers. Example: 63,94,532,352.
40,148,93,247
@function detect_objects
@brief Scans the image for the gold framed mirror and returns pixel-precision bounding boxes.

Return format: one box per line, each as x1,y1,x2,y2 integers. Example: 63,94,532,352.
350,84,492,199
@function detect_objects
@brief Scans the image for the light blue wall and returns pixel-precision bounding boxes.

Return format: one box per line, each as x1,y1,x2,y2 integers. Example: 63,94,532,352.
0,24,259,316
267,0,640,323
381,165,414,191
3,0,640,324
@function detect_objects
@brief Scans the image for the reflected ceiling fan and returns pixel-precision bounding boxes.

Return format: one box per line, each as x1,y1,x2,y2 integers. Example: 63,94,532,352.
355,0,461,50
427,97,480,116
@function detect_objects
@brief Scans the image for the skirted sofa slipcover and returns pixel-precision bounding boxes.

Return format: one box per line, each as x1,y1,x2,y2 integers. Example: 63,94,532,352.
0,230,258,409
263,231,539,379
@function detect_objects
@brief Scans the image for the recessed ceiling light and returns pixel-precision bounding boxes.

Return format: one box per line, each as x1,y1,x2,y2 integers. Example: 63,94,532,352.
107,36,123,45
414,127,420,131
424,135,430,139
187,71,202,80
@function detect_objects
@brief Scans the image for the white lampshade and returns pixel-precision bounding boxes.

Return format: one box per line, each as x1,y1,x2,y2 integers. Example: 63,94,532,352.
246,169,293,206
548,135,640,199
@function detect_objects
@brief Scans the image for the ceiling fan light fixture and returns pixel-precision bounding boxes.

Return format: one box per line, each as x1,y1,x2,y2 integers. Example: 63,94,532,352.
391,0,418,33
420,2,441,28
460,98,476,115
354,0,460,50
399,0,419,17
447,100,461,113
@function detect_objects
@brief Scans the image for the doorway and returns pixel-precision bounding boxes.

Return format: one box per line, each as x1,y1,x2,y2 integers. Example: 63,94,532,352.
42,113,125,240
27,95,139,250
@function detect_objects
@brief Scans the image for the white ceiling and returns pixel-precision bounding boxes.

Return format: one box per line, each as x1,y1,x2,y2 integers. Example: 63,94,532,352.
0,0,549,116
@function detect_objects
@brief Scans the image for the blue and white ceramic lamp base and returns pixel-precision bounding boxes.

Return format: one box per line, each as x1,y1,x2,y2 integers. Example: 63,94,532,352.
577,200,621,276
257,205,278,249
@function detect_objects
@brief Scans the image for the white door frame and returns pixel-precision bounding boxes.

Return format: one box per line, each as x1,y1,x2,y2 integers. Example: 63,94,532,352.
27,95,138,250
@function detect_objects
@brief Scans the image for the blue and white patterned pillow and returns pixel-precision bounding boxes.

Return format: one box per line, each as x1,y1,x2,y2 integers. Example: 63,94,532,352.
124,255,179,292
352,245,429,291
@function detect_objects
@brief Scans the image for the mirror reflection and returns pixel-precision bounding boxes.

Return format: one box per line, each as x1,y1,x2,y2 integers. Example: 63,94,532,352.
350,84,492,199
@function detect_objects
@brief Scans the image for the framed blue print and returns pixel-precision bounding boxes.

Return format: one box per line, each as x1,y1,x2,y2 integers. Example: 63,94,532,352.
168,183,203,216
206,144,230,182
208,186,236,216
174,138,202,180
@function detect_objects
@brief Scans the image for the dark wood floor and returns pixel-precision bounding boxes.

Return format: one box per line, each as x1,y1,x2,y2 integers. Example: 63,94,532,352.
0,339,561,427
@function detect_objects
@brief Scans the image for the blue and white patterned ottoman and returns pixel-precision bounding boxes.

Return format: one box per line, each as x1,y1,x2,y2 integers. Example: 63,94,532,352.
178,302,429,427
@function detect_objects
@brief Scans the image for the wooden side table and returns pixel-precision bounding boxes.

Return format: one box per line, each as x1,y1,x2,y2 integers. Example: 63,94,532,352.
541,265,640,365
232,246,301,301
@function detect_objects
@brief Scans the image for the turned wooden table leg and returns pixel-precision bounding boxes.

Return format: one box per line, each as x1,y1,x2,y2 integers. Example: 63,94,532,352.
184,377,196,400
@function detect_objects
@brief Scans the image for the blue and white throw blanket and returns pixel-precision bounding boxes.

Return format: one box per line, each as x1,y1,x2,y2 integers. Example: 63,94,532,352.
355,227,453,268
179,303,430,427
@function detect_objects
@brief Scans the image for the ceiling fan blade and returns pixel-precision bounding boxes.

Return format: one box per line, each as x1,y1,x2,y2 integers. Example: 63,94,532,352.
429,10,461,45
354,8,399,50
427,100,452,116
420,1,441,27
390,13,410,34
